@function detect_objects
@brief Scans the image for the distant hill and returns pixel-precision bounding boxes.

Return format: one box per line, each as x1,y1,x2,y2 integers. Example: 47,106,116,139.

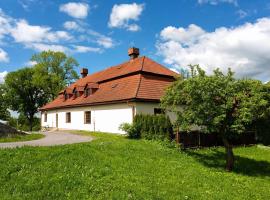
0,122,25,137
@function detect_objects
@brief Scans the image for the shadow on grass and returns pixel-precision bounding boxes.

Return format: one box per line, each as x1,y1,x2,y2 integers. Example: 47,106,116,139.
185,148,270,177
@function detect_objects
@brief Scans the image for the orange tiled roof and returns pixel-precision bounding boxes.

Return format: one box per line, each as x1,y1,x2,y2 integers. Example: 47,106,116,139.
40,56,178,110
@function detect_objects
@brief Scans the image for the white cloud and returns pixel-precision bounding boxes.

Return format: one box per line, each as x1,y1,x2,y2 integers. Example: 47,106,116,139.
96,37,114,48
237,9,248,19
127,24,140,32
63,21,81,31
0,8,114,59
25,43,69,52
198,0,238,6
10,20,72,43
160,24,205,45
108,3,144,31
157,18,270,81
0,71,7,83
25,60,37,66
0,48,9,62
60,2,89,19
73,45,101,53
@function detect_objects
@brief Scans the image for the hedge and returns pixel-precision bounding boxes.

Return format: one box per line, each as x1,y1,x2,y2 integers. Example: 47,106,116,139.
120,114,173,141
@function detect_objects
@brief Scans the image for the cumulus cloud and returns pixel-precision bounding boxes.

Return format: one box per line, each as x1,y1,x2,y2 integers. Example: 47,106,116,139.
0,9,114,56
73,45,101,53
157,18,270,81
25,60,37,66
108,3,144,31
63,21,81,31
25,43,69,52
10,20,72,43
0,71,7,83
198,0,238,6
60,2,89,19
0,48,9,62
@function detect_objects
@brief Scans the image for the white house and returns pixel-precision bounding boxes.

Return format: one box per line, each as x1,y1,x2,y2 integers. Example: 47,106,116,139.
40,47,178,134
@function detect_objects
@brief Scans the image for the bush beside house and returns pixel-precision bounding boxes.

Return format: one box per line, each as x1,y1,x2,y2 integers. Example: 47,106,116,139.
120,114,173,141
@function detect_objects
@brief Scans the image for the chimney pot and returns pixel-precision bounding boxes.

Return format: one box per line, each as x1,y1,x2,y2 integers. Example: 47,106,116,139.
80,68,88,78
128,47,139,60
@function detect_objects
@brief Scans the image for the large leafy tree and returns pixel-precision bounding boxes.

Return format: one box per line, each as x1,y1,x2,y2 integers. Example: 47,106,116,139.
0,84,10,120
161,65,269,171
31,51,79,101
5,68,47,131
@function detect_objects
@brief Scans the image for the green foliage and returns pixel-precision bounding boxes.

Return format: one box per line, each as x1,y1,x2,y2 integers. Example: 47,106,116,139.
0,84,10,120
161,65,269,171
4,68,46,131
0,132,269,199
161,65,269,138
31,50,79,101
7,115,41,132
3,51,79,130
120,114,173,140
119,123,139,138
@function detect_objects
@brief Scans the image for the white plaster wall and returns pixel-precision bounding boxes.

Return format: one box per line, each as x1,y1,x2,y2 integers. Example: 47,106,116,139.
135,102,160,115
135,102,177,122
41,103,133,134
41,102,177,134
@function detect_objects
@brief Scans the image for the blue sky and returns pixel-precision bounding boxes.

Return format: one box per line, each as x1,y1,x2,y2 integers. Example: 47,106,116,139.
0,0,270,82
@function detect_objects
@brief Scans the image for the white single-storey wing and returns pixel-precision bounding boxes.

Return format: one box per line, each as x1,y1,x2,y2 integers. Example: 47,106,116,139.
40,47,178,134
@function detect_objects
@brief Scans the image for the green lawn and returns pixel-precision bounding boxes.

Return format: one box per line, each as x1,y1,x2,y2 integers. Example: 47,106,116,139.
0,133,44,143
0,131,269,200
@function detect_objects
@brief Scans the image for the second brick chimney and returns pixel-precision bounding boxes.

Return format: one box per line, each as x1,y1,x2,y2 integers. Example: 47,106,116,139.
80,68,88,78
128,47,139,60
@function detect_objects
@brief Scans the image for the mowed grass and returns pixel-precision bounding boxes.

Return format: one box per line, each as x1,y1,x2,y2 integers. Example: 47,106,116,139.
0,133,44,143
0,131,269,200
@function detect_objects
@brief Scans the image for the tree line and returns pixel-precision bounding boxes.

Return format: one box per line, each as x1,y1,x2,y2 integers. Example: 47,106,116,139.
0,51,79,131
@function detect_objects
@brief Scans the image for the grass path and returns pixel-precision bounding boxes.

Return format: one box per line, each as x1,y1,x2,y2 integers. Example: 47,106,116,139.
0,131,269,200
0,133,44,143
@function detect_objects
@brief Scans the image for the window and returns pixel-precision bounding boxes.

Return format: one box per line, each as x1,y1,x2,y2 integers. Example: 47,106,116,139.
154,108,164,115
64,93,69,100
66,112,71,123
44,113,47,122
84,88,90,97
84,111,91,124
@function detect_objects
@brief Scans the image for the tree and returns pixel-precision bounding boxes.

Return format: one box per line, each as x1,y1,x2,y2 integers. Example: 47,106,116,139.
0,84,10,120
161,65,269,171
31,51,79,101
4,68,46,131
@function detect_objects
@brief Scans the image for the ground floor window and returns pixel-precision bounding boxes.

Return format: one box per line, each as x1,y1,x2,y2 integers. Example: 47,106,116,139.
66,112,71,123
44,113,47,122
84,111,91,124
154,108,165,115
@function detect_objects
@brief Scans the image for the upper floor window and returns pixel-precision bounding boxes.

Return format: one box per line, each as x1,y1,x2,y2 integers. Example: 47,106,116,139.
84,88,91,97
66,112,71,123
64,93,69,100
84,111,91,124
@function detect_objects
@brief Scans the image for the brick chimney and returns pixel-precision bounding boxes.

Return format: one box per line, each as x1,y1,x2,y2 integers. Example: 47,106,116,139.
80,68,88,78
128,47,139,60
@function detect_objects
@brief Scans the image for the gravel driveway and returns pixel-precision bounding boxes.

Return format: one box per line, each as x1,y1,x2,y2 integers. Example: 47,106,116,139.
0,131,93,149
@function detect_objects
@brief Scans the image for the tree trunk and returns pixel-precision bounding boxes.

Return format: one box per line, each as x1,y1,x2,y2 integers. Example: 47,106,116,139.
222,137,234,171
29,115,33,132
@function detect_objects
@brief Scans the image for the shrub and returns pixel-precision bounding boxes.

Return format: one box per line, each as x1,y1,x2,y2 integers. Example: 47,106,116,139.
120,114,174,141
119,123,140,139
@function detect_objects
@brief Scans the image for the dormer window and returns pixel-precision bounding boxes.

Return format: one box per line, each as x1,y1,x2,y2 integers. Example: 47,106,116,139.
73,89,79,99
84,88,91,97
64,92,69,101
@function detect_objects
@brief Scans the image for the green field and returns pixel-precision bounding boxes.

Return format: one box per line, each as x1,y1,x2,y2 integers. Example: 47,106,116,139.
0,131,269,200
0,133,44,143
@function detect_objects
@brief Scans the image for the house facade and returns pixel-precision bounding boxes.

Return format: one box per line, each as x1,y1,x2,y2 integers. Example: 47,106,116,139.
40,47,178,134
